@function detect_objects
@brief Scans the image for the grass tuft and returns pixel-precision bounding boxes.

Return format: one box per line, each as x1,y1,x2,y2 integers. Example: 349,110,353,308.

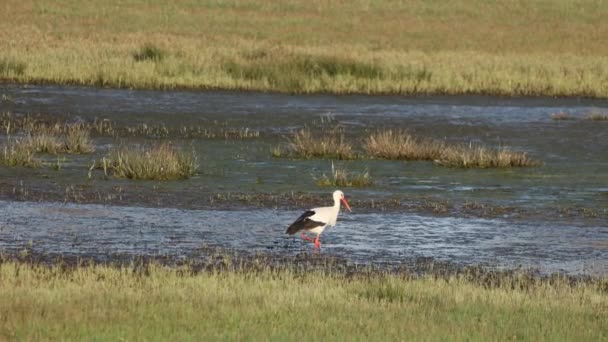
103,143,198,180
364,129,444,160
0,139,39,168
64,123,95,153
436,144,540,168
276,128,355,159
133,43,165,62
23,123,95,154
316,163,373,187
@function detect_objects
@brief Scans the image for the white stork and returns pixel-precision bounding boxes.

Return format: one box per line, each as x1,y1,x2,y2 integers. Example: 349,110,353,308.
286,190,351,251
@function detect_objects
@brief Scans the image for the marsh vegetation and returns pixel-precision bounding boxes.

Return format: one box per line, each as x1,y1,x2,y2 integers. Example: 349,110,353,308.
274,128,356,160
1,0,608,97
101,143,199,180
274,128,540,169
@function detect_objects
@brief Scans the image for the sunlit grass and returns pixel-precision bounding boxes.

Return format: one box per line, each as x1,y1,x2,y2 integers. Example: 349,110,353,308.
1,0,607,96
103,143,198,180
0,261,606,340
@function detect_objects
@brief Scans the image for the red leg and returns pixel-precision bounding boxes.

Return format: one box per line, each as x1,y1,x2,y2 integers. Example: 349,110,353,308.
300,233,315,243
313,236,321,252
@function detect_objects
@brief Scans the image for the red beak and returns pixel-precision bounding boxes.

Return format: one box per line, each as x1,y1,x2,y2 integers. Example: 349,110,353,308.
341,198,351,212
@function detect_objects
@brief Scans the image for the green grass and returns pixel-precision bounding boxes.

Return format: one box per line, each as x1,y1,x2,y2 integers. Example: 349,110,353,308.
103,143,198,180
0,261,606,341
1,0,607,96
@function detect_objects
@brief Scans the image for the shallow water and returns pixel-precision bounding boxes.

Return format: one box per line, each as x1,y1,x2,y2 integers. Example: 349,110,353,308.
0,200,606,275
1,84,607,274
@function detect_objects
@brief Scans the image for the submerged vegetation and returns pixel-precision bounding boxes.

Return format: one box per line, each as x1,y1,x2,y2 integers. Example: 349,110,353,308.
102,143,198,180
0,260,606,340
0,113,260,140
316,163,373,188
1,0,608,97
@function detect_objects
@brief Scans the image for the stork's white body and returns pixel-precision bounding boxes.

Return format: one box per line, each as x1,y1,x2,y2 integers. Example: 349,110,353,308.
304,204,340,235
286,190,351,250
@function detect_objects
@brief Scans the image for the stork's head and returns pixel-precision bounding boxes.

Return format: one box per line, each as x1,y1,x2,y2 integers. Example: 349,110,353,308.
333,190,351,212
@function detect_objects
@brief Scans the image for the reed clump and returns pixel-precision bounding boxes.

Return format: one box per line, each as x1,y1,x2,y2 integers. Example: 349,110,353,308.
103,143,198,180
279,128,355,160
0,139,39,168
436,144,540,168
316,163,373,187
364,129,444,161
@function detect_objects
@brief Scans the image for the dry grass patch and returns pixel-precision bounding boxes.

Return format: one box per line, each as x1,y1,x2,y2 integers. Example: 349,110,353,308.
103,143,198,180
316,163,373,187
436,144,540,168
275,128,356,160
364,129,444,161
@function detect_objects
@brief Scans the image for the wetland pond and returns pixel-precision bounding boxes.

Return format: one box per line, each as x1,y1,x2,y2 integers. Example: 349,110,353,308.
0,84,607,275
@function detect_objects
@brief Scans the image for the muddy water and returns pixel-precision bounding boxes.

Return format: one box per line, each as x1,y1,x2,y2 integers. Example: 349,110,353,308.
1,84,607,274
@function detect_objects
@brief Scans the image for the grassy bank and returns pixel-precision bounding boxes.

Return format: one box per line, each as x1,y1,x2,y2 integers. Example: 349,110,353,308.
1,0,608,97
0,262,606,340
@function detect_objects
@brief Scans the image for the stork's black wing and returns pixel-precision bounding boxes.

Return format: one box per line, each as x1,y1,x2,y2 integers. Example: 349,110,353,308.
286,210,325,235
